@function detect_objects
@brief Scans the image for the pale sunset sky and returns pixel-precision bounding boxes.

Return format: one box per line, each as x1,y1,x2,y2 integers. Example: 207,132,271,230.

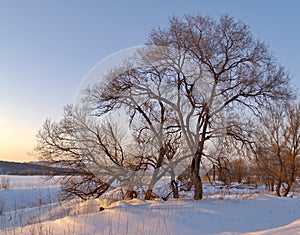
0,0,299,162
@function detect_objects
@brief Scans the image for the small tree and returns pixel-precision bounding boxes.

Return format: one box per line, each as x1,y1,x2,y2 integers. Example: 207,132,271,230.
35,105,138,200
230,159,249,184
283,103,300,196
256,102,300,196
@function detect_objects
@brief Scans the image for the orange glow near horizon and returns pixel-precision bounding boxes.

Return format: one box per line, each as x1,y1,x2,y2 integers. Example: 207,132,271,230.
0,118,37,162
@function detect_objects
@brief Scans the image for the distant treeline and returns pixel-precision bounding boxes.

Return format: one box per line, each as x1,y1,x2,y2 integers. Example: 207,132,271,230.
0,160,77,175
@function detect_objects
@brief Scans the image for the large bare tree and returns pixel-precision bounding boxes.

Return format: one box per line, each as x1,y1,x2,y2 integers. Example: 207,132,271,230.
91,15,292,199
35,14,293,201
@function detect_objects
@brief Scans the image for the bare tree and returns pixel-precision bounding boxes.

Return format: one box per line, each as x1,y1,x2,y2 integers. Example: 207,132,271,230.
283,103,300,195
36,14,293,201
86,66,183,200
148,15,292,199
256,102,300,196
94,14,292,199
34,105,138,200
229,158,249,184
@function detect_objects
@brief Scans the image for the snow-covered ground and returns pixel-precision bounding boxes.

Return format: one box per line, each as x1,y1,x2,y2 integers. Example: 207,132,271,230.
0,176,299,235
0,175,61,214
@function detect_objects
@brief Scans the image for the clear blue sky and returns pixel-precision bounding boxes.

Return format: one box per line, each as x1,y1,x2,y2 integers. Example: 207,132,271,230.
0,0,299,162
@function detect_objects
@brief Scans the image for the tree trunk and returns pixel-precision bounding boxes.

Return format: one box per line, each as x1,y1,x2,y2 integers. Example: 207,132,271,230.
145,147,165,200
170,169,179,198
283,164,296,197
124,190,138,200
145,174,157,200
270,177,274,192
191,154,203,200
275,177,281,197
144,189,152,200
282,183,292,197
171,179,179,198
191,109,208,200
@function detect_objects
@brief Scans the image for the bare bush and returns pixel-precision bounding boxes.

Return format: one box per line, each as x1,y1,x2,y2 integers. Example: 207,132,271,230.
0,197,5,215
0,177,10,189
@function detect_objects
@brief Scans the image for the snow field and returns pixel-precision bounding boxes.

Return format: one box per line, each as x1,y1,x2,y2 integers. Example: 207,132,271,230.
0,176,299,235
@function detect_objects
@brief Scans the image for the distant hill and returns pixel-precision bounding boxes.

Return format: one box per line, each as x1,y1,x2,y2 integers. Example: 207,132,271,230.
0,160,72,175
